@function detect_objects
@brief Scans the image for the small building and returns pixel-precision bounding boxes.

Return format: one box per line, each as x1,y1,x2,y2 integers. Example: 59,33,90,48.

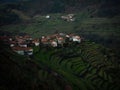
9,38,13,41
12,47,33,55
57,37,65,45
59,32,67,37
19,43,27,48
41,37,49,45
72,35,81,43
9,41,17,47
61,14,75,22
66,34,81,43
32,39,40,46
24,35,33,41
46,15,50,19
16,38,25,44
50,40,57,47
0,36,10,42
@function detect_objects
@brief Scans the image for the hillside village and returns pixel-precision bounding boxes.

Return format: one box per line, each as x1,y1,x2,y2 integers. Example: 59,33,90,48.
35,13,76,22
61,14,75,22
0,33,81,56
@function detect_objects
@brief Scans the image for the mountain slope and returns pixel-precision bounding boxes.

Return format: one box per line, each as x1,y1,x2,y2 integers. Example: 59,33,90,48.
0,39,120,90
0,0,120,25
14,0,120,17
0,41,67,90
1,13,120,56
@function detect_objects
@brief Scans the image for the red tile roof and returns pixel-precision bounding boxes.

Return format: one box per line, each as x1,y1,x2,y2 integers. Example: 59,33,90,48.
9,41,17,44
41,38,48,42
12,47,33,51
0,36,10,40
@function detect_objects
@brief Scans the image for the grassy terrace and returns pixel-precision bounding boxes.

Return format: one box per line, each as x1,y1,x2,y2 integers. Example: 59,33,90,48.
1,13,120,37
0,39,120,90
32,41,120,90
0,41,67,90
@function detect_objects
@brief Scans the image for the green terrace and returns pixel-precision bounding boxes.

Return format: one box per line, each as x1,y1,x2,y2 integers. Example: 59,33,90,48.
31,40,120,90
0,34,120,90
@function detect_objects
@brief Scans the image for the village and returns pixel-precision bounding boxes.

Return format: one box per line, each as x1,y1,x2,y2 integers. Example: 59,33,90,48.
0,32,81,56
35,13,76,22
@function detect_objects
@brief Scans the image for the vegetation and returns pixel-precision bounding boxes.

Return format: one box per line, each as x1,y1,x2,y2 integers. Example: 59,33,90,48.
0,0,120,25
1,13,120,56
32,41,120,90
0,0,120,55
0,0,120,90
1,39,120,90
0,40,67,90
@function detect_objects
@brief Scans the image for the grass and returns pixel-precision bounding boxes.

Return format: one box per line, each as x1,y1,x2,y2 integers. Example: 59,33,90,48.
1,12,120,57
0,42,67,90
0,10,120,56
31,41,120,90
1,39,120,90
1,12,119,37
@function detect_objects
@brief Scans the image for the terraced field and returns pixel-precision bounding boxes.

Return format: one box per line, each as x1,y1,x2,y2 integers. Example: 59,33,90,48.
0,42,67,90
33,41,120,90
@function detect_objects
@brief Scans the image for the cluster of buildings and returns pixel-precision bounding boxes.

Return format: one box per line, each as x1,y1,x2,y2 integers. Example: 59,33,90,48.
0,33,81,56
45,14,75,22
41,33,81,47
61,14,75,22
0,35,37,56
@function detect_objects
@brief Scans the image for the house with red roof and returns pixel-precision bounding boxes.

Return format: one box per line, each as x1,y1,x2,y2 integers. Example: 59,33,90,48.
50,40,58,47
56,36,65,46
41,36,49,45
61,14,75,22
9,41,17,47
32,39,40,46
12,47,33,55
67,34,81,43
72,35,81,43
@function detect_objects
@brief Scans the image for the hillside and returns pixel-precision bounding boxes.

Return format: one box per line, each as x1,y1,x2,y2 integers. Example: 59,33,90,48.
1,0,120,15
0,40,67,90
1,13,120,56
0,0,120,25
0,39,120,90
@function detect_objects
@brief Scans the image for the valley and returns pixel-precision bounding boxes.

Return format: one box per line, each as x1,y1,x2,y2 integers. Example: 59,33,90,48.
0,0,120,90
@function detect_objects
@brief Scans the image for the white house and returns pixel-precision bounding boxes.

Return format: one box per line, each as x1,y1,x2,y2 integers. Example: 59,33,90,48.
57,37,65,46
72,36,81,43
12,47,33,55
19,43,27,47
32,39,40,46
50,40,57,47
34,42,39,46
9,41,17,47
9,38,13,41
24,48,33,56
61,14,75,22
46,15,50,19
